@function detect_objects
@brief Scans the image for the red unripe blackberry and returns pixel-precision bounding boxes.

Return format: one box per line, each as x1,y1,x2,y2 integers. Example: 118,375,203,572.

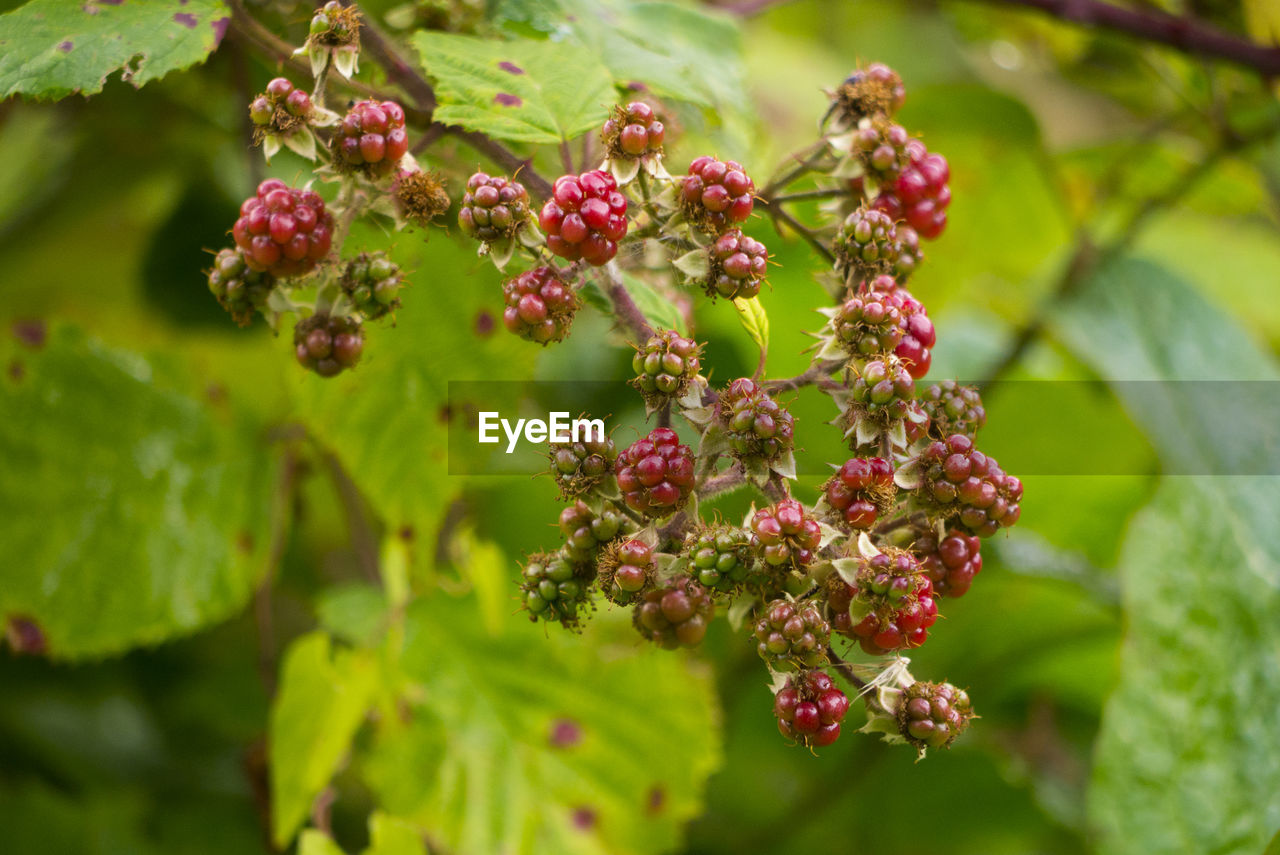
680,156,755,234
830,291,903,358
684,526,756,594
559,500,625,565
754,599,830,670
706,229,768,299
897,681,973,750
823,457,895,529
293,313,364,378
914,434,1023,537
521,551,593,627
879,287,935,378
829,548,939,655
774,669,849,748
751,499,822,571
716,378,795,462
501,266,579,345
249,77,314,141
207,247,277,327
914,528,982,598
631,329,702,404
597,537,655,604
633,577,714,649
334,99,410,175
851,119,911,184
875,140,950,240
540,170,629,266
920,380,985,440
232,179,333,277
459,172,530,242
615,427,696,518
601,101,665,159
549,433,617,499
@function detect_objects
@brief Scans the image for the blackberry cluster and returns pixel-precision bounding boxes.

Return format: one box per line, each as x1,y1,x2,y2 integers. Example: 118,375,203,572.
549,433,617,498
717,378,795,462
559,500,626,565
334,99,410,176
914,527,983,598
680,156,755,233
829,291,903,358
633,578,714,649
207,248,276,326
831,549,938,655
823,457,895,530
540,170,629,265
248,77,313,141
706,229,768,300
846,355,916,429
754,599,830,670
774,670,850,748
684,526,756,593
881,287,935,379
521,551,593,627
458,173,531,243
232,179,333,277
751,499,822,571
501,266,579,345
834,206,918,284
631,329,702,405
897,681,973,751
597,538,654,604
340,252,405,320
601,101,665,159
293,313,364,377
615,427,696,518
874,140,951,240
920,380,986,440
913,434,1023,536
850,120,912,186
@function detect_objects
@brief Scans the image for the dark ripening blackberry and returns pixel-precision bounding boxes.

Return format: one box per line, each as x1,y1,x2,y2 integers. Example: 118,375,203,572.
520,550,594,628
293,313,364,378
458,172,530,243
684,525,756,594
615,427,696,519
596,538,654,605
207,247,276,327
913,434,1022,537
774,669,850,748
897,681,974,751
822,457,896,530
754,599,830,670
631,329,702,406
680,156,755,234
232,179,333,278
334,99,410,176
751,499,822,572
633,576,714,649
828,548,938,655
501,266,580,345
540,170,628,265
706,229,768,300
549,433,617,499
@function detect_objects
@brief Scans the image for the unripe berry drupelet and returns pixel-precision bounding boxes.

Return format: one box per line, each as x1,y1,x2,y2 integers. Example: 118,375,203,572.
207,247,276,327
684,526,756,594
717,378,795,462
829,549,939,655
597,538,654,604
914,434,1022,537
754,599,830,670
823,457,895,530
631,329,701,405
751,499,823,571
633,577,714,649
914,527,982,598
897,681,973,751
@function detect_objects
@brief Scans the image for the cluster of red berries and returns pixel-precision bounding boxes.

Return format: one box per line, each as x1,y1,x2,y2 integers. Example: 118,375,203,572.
334,99,409,175
706,229,769,299
232,179,333,278
501,266,578,345
293,313,363,377
459,173,530,242
774,670,850,748
680,156,754,233
601,101,665,159
615,427,696,518
540,170,629,265
824,457,895,529
249,77,313,135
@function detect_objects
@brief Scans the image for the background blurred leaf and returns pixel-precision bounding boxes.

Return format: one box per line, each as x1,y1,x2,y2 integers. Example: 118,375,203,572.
0,0,228,100
0,326,281,659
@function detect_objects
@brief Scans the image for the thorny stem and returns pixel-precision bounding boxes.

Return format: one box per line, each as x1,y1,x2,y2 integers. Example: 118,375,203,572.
762,199,837,265
825,645,870,691
598,262,655,342
763,360,842,393
699,463,746,498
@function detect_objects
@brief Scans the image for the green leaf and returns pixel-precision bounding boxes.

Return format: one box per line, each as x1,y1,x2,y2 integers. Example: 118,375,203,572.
365,812,427,855
0,0,228,101
0,326,280,659
412,31,614,143
270,632,378,849
362,597,722,855
299,831,349,855
620,272,687,336
1087,478,1280,855
732,296,769,358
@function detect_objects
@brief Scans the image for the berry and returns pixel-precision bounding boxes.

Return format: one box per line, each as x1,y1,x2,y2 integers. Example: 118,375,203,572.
559,500,626,565
521,551,593,627
850,119,912,186
829,548,938,655
680,156,755,234
829,63,905,127
540,170,628,265
754,599,830,670
549,433,617,498
706,229,768,300
897,681,973,751
308,1,359,47
631,329,702,405
392,169,450,228
829,291,903,358
684,526,756,594
751,499,822,571
833,206,915,284
823,457,896,530
340,251,406,320
501,266,580,345
633,577,714,649
846,354,915,428
774,669,849,748
206,247,276,327
717,378,795,462
232,179,333,277
334,99,410,176
459,172,531,242
920,380,985,440
913,434,1023,537
293,313,364,377
248,77,313,141
615,427,696,519
914,527,982,598
601,101,665,159
597,537,654,605
874,140,951,240
880,286,935,378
